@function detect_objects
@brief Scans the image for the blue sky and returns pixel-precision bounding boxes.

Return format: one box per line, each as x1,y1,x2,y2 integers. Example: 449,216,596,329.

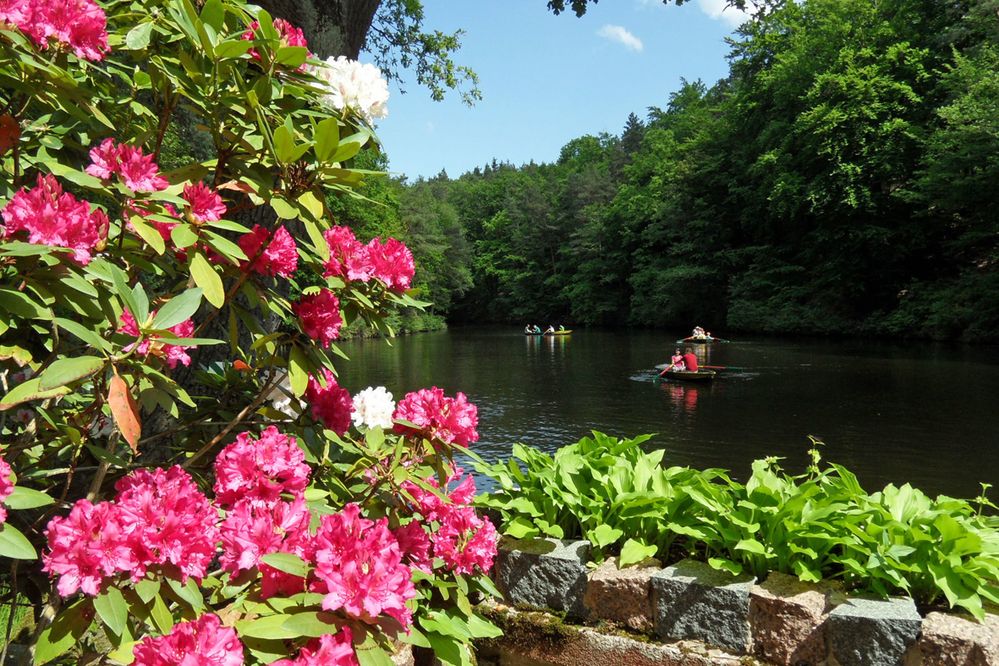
367,0,751,180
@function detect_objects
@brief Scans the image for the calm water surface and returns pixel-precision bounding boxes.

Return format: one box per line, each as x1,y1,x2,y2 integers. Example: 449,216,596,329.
337,328,999,498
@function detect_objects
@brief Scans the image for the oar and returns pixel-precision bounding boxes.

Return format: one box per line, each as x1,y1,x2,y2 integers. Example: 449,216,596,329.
701,365,747,372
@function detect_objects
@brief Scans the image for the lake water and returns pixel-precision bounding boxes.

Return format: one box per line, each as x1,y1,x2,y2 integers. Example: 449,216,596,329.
336,328,999,499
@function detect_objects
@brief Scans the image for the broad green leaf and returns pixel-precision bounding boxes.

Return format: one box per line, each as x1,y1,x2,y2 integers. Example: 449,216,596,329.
152,288,203,329
0,288,49,319
275,45,308,68
190,251,225,307
4,486,54,510
270,197,298,220
236,614,300,640
0,377,70,410
37,356,105,391
171,224,199,249
260,552,309,578
735,538,768,555
314,118,340,162
124,21,154,50
129,215,166,254
279,611,341,638
288,347,308,398
589,523,623,549
0,523,37,559
94,587,128,637
33,599,92,665
273,124,295,163
200,0,225,30
149,592,174,634
618,538,658,568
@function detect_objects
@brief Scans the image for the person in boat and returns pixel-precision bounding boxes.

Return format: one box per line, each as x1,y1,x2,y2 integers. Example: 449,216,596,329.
524,325,533,334
558,324,565,331
682,347,699,372
545,325,555,334
532,324,541,333
669,348,685,371
692,326,706,339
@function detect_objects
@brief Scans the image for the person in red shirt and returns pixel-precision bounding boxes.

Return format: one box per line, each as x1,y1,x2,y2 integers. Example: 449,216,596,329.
682,348,699,372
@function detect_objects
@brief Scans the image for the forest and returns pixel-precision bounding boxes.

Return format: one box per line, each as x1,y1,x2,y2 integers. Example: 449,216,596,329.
328,0,999,341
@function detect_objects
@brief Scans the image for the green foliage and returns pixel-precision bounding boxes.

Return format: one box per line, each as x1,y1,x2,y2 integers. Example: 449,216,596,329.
477,433,999,619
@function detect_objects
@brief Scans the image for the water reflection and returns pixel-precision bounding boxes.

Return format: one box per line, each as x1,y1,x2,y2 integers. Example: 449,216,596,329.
663,383,699,414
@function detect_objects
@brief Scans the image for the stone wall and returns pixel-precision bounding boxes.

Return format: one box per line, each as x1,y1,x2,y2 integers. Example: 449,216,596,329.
482,537,998,666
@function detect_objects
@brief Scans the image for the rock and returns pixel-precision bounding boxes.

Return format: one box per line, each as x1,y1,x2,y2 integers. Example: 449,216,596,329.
826,596,921,666
650,559,755,654
918,611,999,666
749,572,832,665
584,556,660,631
495,538,591,619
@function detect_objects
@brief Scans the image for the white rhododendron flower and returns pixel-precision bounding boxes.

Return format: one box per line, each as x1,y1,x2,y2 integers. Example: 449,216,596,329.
352,386,395,430
315,56,389,123
266,374,301,418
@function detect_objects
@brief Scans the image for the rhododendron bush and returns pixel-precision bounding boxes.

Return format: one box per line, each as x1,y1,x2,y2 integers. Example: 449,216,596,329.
0,1,499,664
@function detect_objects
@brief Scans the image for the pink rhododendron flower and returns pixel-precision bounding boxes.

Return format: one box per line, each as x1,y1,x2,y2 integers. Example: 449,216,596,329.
393,387,479,447
1,173,107,264
393,521,432,573
183,182,226,223
86,139,168,192
238,224,298,277
401,466,475,523
293,289,343,348
270,629,358,666
0,0,109,61
241,18,310,71
117,144,169,192
132,613,244,666
322,226,373,282
305,369,352,434
432,506,498,575
42,500,138,596
85,137,119,179
367,237,415,292
114,466,220,582
118,309,195,369
214,426,310,508
219,496,310,575
0,454,14,525
312,503,415,626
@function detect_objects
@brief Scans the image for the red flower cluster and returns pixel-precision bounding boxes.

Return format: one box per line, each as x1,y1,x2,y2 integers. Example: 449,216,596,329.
0,453,13,525
183,182,227,224
118,309,195,369
213,426,311,508
43,466,219,597
305,369,353,433
393,387,479,447
219,495,310,578
0,0,109,61
398,469,498,575
132,613,244,666
238,224,298,277
86,138,169,193
322,226,415,293
271,628,357,666
2,173,109,265
293,289,343,348
313,503,416,626
241,18,310,71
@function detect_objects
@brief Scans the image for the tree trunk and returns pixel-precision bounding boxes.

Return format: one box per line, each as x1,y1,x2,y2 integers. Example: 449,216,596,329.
255,0,383,59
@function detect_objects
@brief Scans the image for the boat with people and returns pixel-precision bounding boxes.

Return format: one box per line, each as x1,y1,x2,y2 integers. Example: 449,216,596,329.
659,369,716,382
676,324,728,344
545,329,572,336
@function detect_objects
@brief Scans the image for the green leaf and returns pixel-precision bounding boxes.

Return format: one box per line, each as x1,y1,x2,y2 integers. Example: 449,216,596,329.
503,517,539,539
37,355,105,391
4,486,54,510
236,614,300,640
355,633,396,666
423,630,471,666
190,251,225,307
149,592,174,634
152,288,203,330
54,318,109,352
130,215,166,254
0,288,49,319
589,523,623,549
94,587,128,637
288,347,308,398
618,538,658,568
167,578,204,611
280,611,341,638
270,197,298,220
171,224,199,249
275,45,308,68
0,377,70,410
33,599,92,665
260,552,309,578
735,538,768,555
124,21,154,50
273,124,295,163
314,118,340,162
0,523,37,559
215,38,253,59
200,0,225,30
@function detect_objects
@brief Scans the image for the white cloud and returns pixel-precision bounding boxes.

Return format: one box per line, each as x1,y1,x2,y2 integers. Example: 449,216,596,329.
696,0,753,28
597,24,644,52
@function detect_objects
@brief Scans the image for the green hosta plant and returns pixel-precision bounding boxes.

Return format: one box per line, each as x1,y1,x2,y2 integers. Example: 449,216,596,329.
478,432,999,619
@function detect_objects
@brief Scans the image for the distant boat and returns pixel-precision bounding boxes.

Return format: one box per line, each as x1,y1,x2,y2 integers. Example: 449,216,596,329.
545,330,572,336
675,335,728,344
524,331,543,336
660,369,716,382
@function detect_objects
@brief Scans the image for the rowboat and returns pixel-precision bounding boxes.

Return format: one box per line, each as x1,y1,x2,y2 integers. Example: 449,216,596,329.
545,330,572,336
675,336,728,344
659,369,716,382
524,332,543,336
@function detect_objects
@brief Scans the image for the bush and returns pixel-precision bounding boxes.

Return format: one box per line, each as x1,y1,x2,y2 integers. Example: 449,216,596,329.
477,432,999,619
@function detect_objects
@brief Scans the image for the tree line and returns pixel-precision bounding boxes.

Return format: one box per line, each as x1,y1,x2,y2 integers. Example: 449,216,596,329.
336,0,999,340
